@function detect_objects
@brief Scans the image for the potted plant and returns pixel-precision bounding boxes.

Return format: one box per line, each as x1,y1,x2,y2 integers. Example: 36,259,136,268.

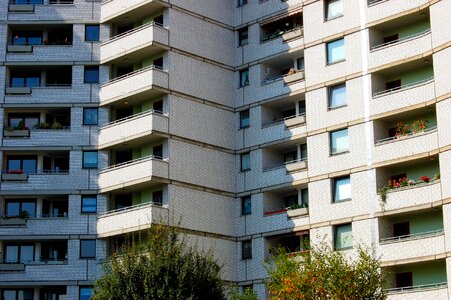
0,210,29,226
4,120,30,137
1,169,28,181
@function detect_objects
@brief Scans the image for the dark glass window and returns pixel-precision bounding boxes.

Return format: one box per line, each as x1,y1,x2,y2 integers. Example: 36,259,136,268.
238,27,248,46
7,155,37,174
239,69,249,87
80,240,96,258
81,196,97,213
79,287,93,300
6,200,36,217
2,289,34,300
242,240,252,259
241,196,251,215
83,108,98,125
153,190,163,205
240,110,250,128
82,151,98,169
85,25,100,42
84,66,99,83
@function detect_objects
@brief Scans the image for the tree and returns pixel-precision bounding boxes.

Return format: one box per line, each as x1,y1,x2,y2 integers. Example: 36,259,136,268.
265,242,386,300
230,287,258,300
93,224,225,300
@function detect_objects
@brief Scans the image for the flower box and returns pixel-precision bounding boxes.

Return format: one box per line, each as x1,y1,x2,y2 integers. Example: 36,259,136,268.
284,115,306,128
1,173,28,181
286,160,307,172
264,208,287,216
0,218,27,226
0,263,25,271
7,45,33,53
287,207,309,218
4,129,30,137
283,71,304,85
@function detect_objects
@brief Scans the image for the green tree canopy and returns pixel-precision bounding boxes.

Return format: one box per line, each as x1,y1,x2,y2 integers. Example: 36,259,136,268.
93,225,225,300
265,242,386,300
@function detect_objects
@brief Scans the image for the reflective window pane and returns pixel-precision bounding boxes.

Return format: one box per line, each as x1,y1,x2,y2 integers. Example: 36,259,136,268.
20,245,34,262
80,240,96,258
5,245,19,262
83,151,98,169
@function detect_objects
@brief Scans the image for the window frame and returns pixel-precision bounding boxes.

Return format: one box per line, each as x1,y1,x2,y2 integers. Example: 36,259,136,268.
85,25,100,42
325,0,344,21
328,83,347,109
330,128,349,155
241,240,252,260
83,108,98,125
334,223,352,250
2,289,34,300
326,38,345,65
152,190,163,205
240,110,250,129
241,196,251,215
79,286,93,300
332,175,351,203
82,151,98,169
4,243,35,263
240,152,251,171
84,66,99,84
5,199,37,218
81,195,97,214
80,239,96,259
239,69,249,87
238,27,249,46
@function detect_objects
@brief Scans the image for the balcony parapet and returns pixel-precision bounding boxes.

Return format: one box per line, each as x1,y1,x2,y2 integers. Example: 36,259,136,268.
101,22,169,63
97,202,169,237
371,29,431,51
100,66,169,105
373,77,434,98
380,229,444,244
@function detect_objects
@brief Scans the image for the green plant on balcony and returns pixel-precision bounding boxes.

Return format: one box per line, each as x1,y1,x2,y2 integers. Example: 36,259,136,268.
394,118,429,138
1,210,30,220
5,120,29,131
35,121,64,129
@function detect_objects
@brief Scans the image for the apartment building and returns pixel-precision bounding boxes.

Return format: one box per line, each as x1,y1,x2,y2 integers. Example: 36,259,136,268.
0,0,450,299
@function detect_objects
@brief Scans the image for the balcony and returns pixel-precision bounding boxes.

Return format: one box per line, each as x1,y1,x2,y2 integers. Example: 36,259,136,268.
99,66,169,106
98,156,169,192
263,187,309,218
367,0,430,25
99,110,169,149
265,231,310,258
376,157,441,211
368,9,431,70
101,23,169,64
383,260,447,298
373,106,438,163
260,11,303,43
101,0,168,23
97,202,169,237
378,209,444,261
371,58,434,116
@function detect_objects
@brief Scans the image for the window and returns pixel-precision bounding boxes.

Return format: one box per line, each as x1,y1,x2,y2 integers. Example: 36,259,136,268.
153,145,163,158
385,79,401,91
395,272,413,288
326,38,345,64
4,243,34,263
85,25,99,41
284,194,297,208
238,0,247,7
82,151,98,169
326,0,343,20
330,128,349,154
7,155,37,174
333,176,351,202
79,287,93,300
238,27,248,46
8,113,39,129
2,289,34,300
84,66,99,83
153,190,163,205
242,240,252,259
240,152,250,171
334,223,352,250
6,200,36,217
300,188,309,207
80,240,96,258
81,196,97,213
239,69,249,87
328,83,346,108
83,108,98,125
40,287,66,300
10,71,41,88
393,222,410,238
300,144,307,160
240,110,250,129
383,33,399,44
241,196,251,215
296,57,305,70
284,151,297,163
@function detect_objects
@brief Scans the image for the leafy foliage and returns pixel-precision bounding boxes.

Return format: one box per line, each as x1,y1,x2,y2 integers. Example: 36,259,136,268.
230,287,259,300
93,225,225,300
265,242,386,300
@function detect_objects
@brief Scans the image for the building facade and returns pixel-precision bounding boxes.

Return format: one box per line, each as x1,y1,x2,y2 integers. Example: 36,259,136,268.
0,0,450,299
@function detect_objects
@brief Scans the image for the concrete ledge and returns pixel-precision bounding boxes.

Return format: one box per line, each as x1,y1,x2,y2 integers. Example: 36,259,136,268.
8,4,34,12
0,263,25,271
0,218,27,226
1,173,28,181
7,45,33,53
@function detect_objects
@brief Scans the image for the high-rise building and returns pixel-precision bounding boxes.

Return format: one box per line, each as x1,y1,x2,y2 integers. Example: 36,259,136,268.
0,0,450,299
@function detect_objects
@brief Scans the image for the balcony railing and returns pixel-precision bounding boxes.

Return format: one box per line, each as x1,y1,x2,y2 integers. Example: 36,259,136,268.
380,229,444,243
102,22,164,45
373,77,434,97
375,126,437,145
263,157,307,172
371,29,431,51
101,109,163,128
386,282,447,294
102,65,164,87
101,155,164,172
261,26,303,43
367,0,386,6
99,201,168,217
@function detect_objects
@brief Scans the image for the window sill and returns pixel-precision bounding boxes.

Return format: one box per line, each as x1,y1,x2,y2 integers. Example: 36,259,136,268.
326,59,346,66
324,14,344,22
328,104,348,111
330,150,350,156
333,198,352,204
